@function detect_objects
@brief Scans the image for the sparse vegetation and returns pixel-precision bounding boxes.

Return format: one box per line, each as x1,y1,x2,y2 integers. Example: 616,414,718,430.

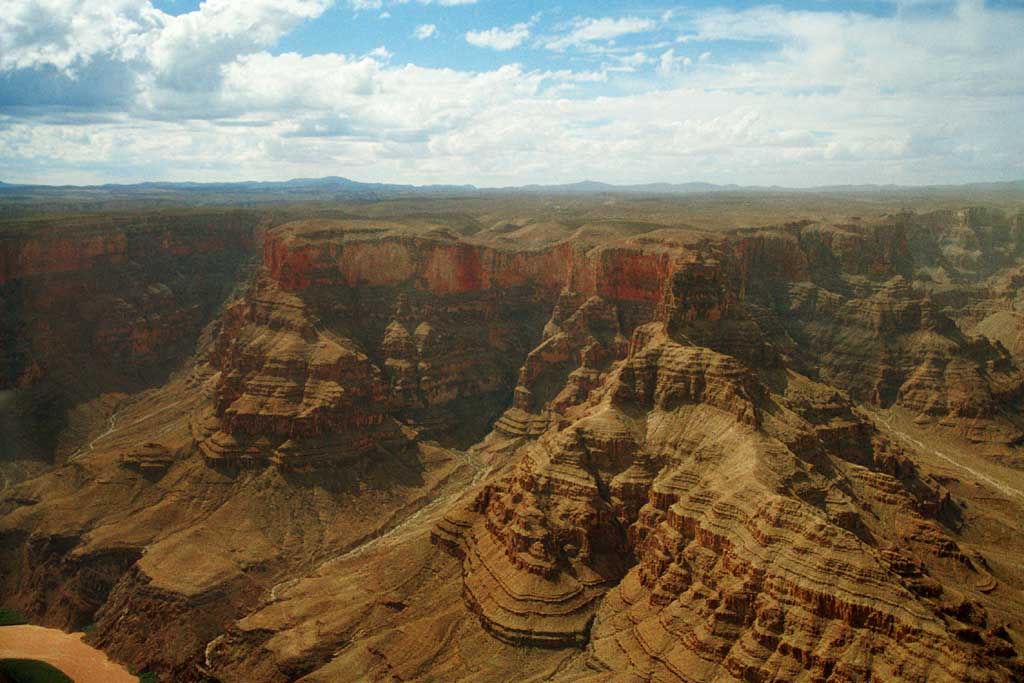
0,659,73,683
0,609,28,627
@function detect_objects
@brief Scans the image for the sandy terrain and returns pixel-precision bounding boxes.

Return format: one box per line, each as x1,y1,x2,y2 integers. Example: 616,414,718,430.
0,625,135,683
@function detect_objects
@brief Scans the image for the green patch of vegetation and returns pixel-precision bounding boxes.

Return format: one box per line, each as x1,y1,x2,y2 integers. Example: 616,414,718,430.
137,672,159,683
0,609,28,627
0,659,73,683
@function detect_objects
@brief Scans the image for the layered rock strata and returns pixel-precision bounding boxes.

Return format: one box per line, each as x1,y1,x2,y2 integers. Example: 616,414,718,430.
3,206,1024,683
0,211,260,463
436,322,1022,679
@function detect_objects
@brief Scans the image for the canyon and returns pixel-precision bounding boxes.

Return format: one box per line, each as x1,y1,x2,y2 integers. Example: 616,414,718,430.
1,195,1023,682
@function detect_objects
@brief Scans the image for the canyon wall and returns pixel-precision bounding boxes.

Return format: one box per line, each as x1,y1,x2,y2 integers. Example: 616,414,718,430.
0,211,261,462
1,206,1022,682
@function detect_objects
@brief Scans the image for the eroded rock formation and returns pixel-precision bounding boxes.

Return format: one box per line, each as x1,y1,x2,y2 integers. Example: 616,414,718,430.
0,211,261,464
2,203,1023,682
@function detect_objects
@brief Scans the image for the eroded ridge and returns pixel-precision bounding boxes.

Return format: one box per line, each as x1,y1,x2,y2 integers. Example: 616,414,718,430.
437,321,1021,679
3,206,1024,682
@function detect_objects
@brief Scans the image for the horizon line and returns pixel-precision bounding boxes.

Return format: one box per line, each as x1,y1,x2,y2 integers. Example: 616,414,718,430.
2,176,1023,193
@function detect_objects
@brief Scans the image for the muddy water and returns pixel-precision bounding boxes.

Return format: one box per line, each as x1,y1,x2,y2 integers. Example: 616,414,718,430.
0,625,136,683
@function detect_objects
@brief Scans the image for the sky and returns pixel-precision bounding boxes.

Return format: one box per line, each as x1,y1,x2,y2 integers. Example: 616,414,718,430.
0,0,1022,187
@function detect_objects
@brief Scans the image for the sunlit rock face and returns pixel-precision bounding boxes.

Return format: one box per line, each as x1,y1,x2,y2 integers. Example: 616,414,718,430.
2,206,1023,682
434,208,1024,680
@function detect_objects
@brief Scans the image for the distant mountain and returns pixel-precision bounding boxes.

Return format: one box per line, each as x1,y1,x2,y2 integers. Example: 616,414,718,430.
495,178,1024,195
496,180,742,194
0,176,1021,205
0,175,479,207
89,175,476,195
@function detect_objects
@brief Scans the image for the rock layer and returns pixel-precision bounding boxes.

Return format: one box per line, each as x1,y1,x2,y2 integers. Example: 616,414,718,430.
2,204,1024,683
438,323,1021,680
0,211,260,464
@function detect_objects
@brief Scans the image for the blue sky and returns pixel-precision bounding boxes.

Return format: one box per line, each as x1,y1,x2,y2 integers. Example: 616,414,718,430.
0,0,1022,186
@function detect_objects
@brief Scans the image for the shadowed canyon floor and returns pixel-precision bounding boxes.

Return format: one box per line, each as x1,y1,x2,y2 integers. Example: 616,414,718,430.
1,195,1024,682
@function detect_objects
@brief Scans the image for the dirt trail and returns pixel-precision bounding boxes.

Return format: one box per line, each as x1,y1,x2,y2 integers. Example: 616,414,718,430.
874,412,1024,503
69,412,119,461
0,625,136,683
69,397,190,462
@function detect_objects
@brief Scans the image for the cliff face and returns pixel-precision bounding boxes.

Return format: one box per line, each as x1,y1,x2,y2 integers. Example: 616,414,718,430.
196,222,569,469
436,321,1019,680
484,213,1024,446
732,214,1023,444
2,206,1023,683
434,209,1024,679
0,212,261,464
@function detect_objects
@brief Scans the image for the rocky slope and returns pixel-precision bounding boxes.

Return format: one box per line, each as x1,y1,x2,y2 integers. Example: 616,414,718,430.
1,202,1023,682
0,211,262,467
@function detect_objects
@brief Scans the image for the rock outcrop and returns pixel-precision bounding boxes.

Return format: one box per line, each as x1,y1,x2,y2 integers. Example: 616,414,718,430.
2,203,1024,683
199,274,399,470
0,211,261,464
436,322,1021,679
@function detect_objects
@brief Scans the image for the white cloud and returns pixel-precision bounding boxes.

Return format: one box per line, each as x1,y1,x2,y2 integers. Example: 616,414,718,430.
414,24,437,40
0,0,163,73
546,16,656,51
146,0,331,91
0,0,1022,188
620,52,650,68
207,52,546,143
0,0,332,90
348,0,475,7
658,49,673,75
465,23,530,51
657,48,692,76
678,2,1024,98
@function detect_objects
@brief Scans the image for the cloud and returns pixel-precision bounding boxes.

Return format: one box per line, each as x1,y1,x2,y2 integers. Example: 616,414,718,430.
657,48,691,76
0,58,138,109
0,0,1021,188
413,24,437,40
146,0,330,92
465,23,530,51
546,16,657,51
676,1,1024,98
210,52,545,142
348,0,382,10
0,0,163,73
347,0,475,8
619,52,650,69
0,0,333,103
